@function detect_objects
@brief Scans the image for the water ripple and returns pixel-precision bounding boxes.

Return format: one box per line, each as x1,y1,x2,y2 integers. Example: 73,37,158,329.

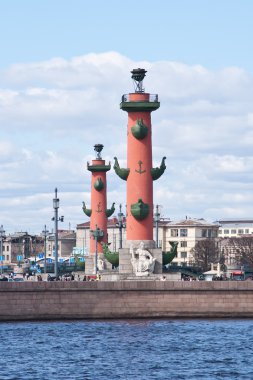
0,319,253,379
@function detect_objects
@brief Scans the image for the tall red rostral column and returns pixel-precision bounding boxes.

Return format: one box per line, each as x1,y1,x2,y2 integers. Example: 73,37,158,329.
114,69,166,246
83,144,115,272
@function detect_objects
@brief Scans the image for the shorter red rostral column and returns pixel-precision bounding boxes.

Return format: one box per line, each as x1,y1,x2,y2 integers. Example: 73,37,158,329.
82,144,115,272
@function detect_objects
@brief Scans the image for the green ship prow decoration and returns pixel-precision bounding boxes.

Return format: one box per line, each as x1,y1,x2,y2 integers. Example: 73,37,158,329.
162,241,178,266
94,177,104,191
151,157,166,180
102,242,119,267
82,202,92,217
106,202,115,218
131,118,148,140
113,157,130,180
131,198,149,220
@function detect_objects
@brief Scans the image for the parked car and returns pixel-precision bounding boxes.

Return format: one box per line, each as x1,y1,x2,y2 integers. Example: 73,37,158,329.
14,278,24,282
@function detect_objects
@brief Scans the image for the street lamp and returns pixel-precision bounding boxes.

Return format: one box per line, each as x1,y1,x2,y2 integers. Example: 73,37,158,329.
0,225,5,275
116,204,125,249
42,225,49,275
52,188,64,278
22,239,26,259
154,205,161,248
90,225,104,275
30,236,38,264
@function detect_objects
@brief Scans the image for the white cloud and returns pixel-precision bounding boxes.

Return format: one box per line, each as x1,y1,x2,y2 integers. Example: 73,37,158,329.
0,52,253,232
0,141,13,157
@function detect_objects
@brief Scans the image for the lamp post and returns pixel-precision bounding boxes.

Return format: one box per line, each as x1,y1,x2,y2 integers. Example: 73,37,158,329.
90,225,104,275
32,236,37,264
17,237,22,268
52,188,64,278
22,239,26,259
117,204,124,249
42,225,49,275
0,225,5,275
154,205,161,248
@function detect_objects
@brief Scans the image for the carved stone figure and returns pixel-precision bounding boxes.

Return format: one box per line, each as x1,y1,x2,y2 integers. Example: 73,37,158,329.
130,242,156,276
97,257,105,271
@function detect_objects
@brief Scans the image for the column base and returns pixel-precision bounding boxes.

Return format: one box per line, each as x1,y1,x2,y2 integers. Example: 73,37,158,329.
119,247,163,275
85,254,111,275
84,256,95,275
125,240,156,249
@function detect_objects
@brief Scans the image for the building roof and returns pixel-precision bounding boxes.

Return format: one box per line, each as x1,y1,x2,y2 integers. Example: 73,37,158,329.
5,232,38,242
217,220,253,228
167,218,219,228
48,230,76,240
7,232,30,238
216,219,253,225
58,230,75,237
77,217,127,229
77,221,90,228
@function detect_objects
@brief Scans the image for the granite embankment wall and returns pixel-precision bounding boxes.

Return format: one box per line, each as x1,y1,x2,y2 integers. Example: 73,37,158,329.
1,281,253,321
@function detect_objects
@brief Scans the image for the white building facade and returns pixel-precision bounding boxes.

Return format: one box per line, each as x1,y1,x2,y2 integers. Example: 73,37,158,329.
216,219,253,238
162,219,219,266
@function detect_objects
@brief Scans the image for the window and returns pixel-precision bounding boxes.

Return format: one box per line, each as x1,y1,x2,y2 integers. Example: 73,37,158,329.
7,246,9,251
3,255,5,260
180,229,188,237
245,229,249,234
181,252,187,259
171,229,178,237
238,229,244,234
224,230,229,234
2,246,5,251
202,229,207,237
7,255,9,261
181,241,187,247
231,229,236,234
202,229,214,237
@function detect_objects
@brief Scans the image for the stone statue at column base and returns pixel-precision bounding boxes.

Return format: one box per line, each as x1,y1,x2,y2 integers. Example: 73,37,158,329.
130,242,156,276
97,257,105,271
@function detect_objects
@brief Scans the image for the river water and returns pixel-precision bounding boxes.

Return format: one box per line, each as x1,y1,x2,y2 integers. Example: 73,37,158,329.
0,319,252,380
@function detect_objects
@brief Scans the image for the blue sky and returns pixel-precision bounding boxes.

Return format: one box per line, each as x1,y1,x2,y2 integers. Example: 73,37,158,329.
1,0,253,71
1,0,253,234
